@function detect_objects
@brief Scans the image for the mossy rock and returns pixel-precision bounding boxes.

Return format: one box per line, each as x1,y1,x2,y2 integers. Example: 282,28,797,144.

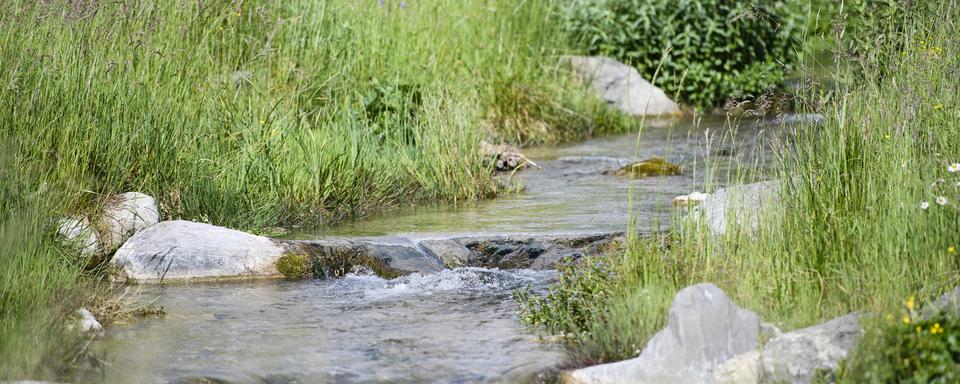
614,158,682,178
276,253,312,280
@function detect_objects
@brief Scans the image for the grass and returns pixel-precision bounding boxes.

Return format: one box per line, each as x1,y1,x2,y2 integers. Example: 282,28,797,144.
518,0,960,372
0,0,633,378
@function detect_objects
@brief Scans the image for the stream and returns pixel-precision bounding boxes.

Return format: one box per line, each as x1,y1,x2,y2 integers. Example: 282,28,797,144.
90,117,777,383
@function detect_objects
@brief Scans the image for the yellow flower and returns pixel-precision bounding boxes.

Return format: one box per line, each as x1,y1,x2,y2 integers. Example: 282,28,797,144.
934,103,944,110
949,245,956,254
931,323,943,334
902,315,911,325
236,12,241,17
907,296,916,310
259,120,266,125
916,326,922,334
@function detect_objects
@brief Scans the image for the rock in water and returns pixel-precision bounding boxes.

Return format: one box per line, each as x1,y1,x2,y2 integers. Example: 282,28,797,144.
612,158,682,179
565,56,681,117
564,283,759,383
111,220,286,282
97,192,160,254
480,140,538,171
700,181,781,235
761,313,861,384
74,307,104,338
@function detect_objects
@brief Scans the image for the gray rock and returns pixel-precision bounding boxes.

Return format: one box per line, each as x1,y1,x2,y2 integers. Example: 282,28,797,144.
922,286,960,318
564,283,759,383
57,217,101,259
97,192,160,254
565,56,681,117
111,220,286,283
761,313,861,384
74,307,103,338
701,181,781,235
419,239,472,268
714,350,760,384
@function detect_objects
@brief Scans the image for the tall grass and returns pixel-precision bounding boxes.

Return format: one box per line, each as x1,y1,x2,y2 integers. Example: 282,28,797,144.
518,1,960,369
0,0,630,377
0,0,624,230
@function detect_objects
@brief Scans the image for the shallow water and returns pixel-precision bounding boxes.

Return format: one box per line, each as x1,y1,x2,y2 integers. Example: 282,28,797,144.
290,117,775,238
93,269,561,383
93,117,779,383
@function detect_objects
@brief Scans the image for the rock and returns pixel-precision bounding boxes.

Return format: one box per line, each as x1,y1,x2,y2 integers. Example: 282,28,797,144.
419,239,472,268
565,56,681,117
714,350,760,384
564,283,759,383
922,286,960,318
97,192,160,254
673,192,708,207
480,140,539,171
57,217,101,259
700,181,781,235
74,307,103,338
760,313,862,384
111,220,287,282
611,158,682,179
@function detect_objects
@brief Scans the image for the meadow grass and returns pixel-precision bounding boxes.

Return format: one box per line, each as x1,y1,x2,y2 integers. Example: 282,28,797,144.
0,0,632,378
518,1,960,370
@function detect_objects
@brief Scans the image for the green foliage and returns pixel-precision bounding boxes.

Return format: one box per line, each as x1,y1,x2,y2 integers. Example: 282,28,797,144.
562,0,804,108
839,309,960,383
276,253,312,280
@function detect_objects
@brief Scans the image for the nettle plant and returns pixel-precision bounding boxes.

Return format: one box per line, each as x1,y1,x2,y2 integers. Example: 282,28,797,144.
562,0,802,109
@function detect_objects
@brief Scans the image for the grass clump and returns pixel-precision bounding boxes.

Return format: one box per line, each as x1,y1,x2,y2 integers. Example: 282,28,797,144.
518,0,960,369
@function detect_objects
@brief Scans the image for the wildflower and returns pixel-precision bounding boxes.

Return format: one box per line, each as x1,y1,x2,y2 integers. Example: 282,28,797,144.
903,314,911,325
916,326,922,334
907,296,916,310
259,120,266,125
936,196,948,206
948,163,960,173
920,201,930,210
884,133,890,140
948,245,956,254
931,323,943,334
934,103,944,110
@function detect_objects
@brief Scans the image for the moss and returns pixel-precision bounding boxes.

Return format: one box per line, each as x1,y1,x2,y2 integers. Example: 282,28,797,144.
276,253,312,280
614,158,682,179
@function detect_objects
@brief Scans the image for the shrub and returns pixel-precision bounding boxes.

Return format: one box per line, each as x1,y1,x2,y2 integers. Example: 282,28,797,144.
838,306,960,383
561,0,804,109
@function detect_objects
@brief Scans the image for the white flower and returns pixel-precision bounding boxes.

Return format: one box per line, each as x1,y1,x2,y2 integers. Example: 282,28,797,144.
921,201,930,210
937,196,948,205
948,163,960,173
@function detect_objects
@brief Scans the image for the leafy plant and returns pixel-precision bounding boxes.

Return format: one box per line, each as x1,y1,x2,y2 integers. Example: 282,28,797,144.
561,0,804,109
838,307,960,383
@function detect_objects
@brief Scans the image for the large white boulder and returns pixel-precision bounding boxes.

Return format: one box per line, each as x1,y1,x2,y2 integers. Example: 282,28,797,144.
97,192,160,253
564,283,759,383
111,220,286,283
565,56,681,117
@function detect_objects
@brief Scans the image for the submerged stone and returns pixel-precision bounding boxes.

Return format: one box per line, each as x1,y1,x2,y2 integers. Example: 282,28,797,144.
613,158,682,179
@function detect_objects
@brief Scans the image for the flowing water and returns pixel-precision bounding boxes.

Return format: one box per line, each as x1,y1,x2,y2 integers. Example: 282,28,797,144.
92,117,779,383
